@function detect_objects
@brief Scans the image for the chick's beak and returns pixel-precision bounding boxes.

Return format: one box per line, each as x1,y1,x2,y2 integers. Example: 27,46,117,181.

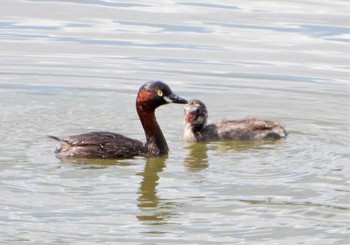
185,111,197,123
164,93,188,104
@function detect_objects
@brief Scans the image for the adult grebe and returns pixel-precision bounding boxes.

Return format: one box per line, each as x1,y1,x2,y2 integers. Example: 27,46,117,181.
183,99,287,142
49,81,187,159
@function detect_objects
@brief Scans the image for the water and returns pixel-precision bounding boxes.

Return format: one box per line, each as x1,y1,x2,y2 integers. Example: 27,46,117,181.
0,0,349,244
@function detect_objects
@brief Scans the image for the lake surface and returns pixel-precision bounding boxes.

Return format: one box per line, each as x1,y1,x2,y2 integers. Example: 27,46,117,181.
0,0,349,244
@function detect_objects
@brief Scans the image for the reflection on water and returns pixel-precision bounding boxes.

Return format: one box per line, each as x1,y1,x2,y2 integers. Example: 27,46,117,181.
184,140,284,171
136,156,175,224
211,139,285,153
58,157,139,168
183,142,209,171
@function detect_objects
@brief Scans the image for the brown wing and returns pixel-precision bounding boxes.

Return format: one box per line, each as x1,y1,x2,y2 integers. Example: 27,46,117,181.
246,118,287,139
205,118,287,140
50,131,146,159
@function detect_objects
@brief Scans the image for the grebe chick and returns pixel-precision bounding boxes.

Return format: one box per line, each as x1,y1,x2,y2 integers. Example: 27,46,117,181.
49,81,187,159
183,99,287,142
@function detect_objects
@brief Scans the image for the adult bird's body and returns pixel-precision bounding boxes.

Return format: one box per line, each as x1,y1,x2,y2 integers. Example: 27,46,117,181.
50,81,187,159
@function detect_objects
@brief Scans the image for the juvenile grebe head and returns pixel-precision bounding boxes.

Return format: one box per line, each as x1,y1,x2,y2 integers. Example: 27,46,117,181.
137,81,187,110
184,99,208,129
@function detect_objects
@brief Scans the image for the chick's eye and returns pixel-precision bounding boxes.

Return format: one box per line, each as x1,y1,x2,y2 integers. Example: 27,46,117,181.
157,90,163,97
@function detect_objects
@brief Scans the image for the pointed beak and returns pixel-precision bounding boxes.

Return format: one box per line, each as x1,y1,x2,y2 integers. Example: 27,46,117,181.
164,93,187,104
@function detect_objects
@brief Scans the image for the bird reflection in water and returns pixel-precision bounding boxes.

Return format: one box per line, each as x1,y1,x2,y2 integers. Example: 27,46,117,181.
136,156,176,224
184,139,283,171
183,142,209,171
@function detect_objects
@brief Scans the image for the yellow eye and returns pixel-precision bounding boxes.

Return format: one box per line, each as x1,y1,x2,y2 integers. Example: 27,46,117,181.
157,90,163,97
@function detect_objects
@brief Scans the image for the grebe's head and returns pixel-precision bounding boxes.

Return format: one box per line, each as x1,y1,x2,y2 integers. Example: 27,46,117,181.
137,81,187,110
184,99,208,128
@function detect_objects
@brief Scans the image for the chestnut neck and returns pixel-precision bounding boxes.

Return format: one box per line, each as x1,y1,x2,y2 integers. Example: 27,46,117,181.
136,103,169,157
